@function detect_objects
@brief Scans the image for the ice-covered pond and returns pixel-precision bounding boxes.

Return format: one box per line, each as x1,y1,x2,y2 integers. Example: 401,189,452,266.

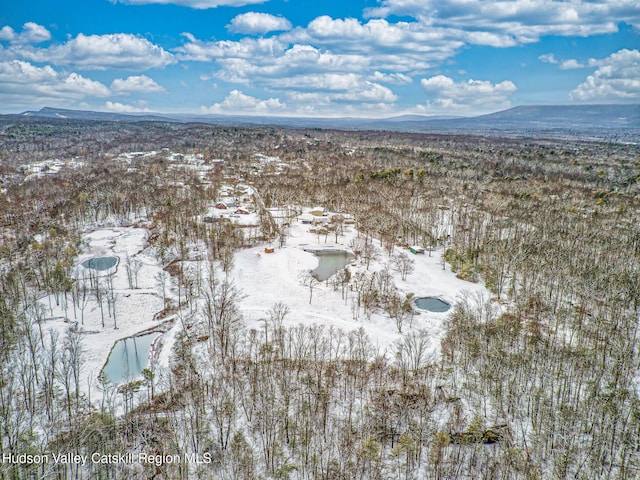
102,332,159,384
81,256,118,271
415,297,451,313
309,250,354,281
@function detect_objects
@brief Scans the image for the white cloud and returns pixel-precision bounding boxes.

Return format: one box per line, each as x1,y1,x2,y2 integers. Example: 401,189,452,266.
570,49,640,101
104,101,152,112
294,16,463,60
285,91,399,116
559,59,586,70
0,27,14,42
201,89,285,113
227,12,292,35
18,22,51,44
178,19,458,85
274,73,398,102
419,74,516,113
111,75,165,93
113,0,266,8
179,26,407,114
0,22,51,44
213,44,370,83
278,16,478,75
366,0,639,43
61,73,111,96
0,60,110,107
340,82,398,103
178,36,379,87
370,71,412,85
272,74,399,114
540,54,586,69
14,33,174,70
177,35,285,62
538,53,558,64
205,47,398,105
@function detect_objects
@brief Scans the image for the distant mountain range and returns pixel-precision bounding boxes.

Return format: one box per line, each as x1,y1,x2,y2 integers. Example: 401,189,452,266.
8,104,640,142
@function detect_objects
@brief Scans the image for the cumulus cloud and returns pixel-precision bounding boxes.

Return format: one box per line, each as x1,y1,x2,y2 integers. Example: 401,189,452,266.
366,0,639,43
293,16,463,60
178,36,375,83
111,75,165,93
210,51,397,105
286,90,398,115
559,59,586,70
227,12,292,35
12,33,174,70
214,45,370,84
179,28,403,114
540,53,587,69
420,74,516,113
112,0,266,8
177,35,285,62
0,22,51,44
268,74,399,114
0,60,110,107
539,53,558,64
201,89,285,113
104,101,152,112
178,19,457,84
369,71,412,85
273,73,398,102
0,27,13,42
570,49,640,101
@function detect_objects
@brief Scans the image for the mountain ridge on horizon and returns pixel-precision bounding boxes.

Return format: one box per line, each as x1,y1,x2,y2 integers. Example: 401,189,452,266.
25,106,465,122
5,104,639,143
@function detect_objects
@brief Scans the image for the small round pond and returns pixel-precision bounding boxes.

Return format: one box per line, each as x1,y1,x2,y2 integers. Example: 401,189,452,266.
102,332,159,385
415,297,451,313
82,256,118,271
311,250,354,281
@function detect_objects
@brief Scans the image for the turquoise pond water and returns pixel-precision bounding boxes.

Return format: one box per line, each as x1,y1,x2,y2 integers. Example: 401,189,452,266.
102,332,159,384
312,251,354,281
415,297,451,312
82,256,118,271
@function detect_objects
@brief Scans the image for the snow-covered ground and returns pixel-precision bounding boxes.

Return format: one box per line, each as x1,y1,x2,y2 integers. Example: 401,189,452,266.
231,208,492,357
36,197,494,408
20,158,85,182
39,226,173,402
203,183,260,226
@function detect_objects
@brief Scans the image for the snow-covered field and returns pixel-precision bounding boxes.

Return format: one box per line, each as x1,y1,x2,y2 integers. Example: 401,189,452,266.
231,208,492,357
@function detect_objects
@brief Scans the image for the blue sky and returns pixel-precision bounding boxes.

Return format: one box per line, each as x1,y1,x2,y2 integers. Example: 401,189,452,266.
0,0,638,116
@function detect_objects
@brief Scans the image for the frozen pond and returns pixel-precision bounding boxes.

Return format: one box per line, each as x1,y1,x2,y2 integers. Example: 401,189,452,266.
415,297,451,312
82,256,118,271
102,332,159,384
312,250,354,281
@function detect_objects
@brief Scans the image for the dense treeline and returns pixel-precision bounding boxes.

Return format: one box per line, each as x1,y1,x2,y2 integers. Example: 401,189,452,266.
0,120,639,478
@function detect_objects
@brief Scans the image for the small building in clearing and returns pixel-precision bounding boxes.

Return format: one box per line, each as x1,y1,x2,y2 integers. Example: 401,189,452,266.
309,207,326,217
409,246,425,254
299,213,314,224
